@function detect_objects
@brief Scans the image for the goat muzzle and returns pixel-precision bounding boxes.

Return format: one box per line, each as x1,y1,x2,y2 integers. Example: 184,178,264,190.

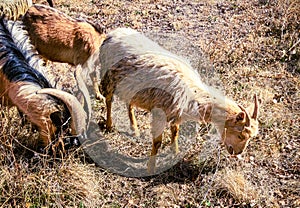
37,88,88,139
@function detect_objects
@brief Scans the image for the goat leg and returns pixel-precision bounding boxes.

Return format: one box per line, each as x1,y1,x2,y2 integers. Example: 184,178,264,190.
128,103,140,137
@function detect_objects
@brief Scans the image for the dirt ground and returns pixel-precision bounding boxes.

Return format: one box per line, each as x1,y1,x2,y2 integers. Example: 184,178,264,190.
0,0,299,207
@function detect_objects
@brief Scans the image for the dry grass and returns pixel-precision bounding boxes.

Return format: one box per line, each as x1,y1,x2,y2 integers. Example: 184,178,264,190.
1,0,299,207
214,168,258,204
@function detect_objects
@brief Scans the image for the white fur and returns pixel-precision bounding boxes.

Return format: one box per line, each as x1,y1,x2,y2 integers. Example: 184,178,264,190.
5,20,51,82
100,28,239,124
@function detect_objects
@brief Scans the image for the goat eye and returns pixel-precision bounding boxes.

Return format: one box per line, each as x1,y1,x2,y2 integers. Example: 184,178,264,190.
238,135,244,140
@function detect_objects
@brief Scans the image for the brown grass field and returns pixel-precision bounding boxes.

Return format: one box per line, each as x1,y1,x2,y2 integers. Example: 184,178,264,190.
0,0,299,207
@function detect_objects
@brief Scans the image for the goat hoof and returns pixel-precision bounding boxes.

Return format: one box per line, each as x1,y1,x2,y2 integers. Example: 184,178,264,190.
134,131,140,137
147,156,156,174
105,126,114,133
171,142,179,155
131,128,140,137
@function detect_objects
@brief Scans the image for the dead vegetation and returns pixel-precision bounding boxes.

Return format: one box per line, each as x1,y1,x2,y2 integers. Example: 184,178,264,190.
0,0,299,207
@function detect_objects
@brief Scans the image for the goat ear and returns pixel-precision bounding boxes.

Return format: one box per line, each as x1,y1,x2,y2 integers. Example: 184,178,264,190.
236,112,245,122
238,104,251,126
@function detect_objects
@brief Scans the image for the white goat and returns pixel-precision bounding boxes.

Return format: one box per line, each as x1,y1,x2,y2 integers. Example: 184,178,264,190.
22,4,106,100
100,28,260,173
0,0,54,21
0,18,87,150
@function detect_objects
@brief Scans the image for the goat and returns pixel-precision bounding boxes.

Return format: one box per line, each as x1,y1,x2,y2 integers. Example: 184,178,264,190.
0,17,88,150
6,19,91,124
100,28,260,173
0,0,54,21
22,4,106,100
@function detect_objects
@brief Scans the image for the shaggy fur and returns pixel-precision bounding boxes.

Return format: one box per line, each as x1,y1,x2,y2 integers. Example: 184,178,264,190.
5,20,50,82
100,28,260,173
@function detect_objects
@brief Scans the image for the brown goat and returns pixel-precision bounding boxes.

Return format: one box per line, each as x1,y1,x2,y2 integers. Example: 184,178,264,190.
100,28,260,173
22,4,106,100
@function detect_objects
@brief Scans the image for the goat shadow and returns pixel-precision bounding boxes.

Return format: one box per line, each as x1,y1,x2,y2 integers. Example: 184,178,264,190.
80,121,210,182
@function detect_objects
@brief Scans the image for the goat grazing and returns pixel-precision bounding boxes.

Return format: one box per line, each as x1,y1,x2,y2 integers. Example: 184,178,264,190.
100,28,260,173
0,17,88,149
22,4,106,100
0,0,54,21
